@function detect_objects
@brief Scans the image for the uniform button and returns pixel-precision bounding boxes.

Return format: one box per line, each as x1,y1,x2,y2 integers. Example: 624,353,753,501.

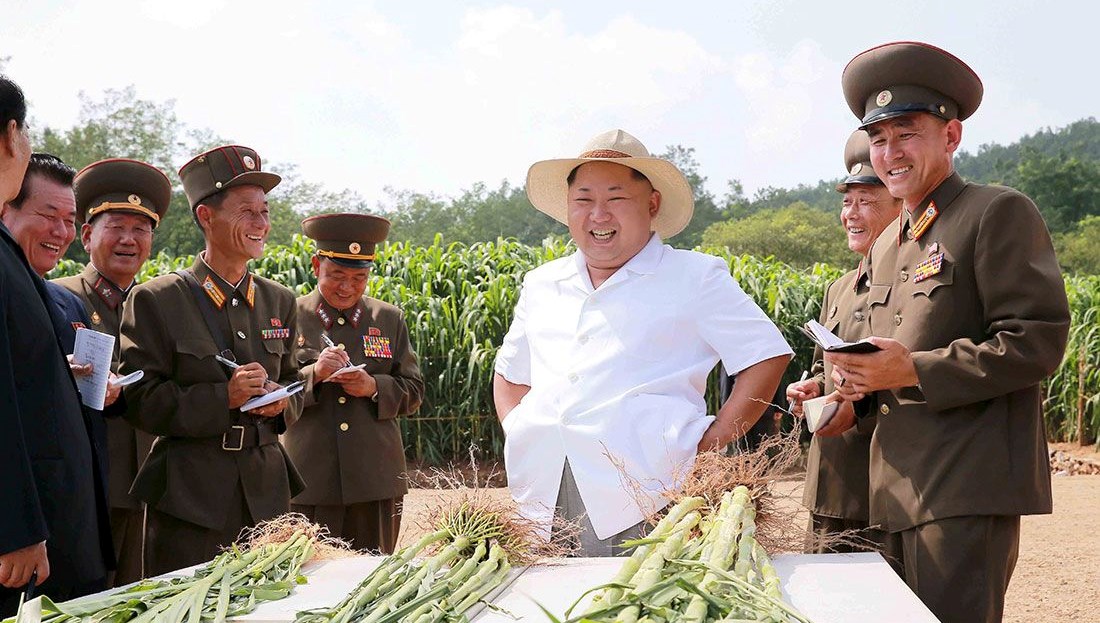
567,373,579,383
338,343,345,350
338,396,347,404
906,230,915,240
339,422,349,431
879,403,891,415
231,298,239,307
337,317,346,325
894,313,903,326
854,311,865,322
236,330,246,339
899,270,909,282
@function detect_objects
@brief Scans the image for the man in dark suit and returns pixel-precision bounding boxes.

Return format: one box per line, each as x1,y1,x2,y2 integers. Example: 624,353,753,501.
0,77,111,617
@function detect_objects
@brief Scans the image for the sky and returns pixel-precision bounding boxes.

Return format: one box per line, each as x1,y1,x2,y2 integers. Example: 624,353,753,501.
2,0,1096,207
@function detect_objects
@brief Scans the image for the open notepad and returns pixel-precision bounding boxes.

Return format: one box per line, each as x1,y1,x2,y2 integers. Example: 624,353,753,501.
240,381,305,412
800,319,881,353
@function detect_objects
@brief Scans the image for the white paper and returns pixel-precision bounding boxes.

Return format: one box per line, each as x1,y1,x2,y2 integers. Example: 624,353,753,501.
323,363,366,382
110,370,144,387
240,381,305,412
804,395,840,433
73,327,115,410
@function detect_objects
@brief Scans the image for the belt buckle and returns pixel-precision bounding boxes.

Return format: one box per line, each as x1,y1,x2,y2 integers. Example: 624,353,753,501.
222,425,245,451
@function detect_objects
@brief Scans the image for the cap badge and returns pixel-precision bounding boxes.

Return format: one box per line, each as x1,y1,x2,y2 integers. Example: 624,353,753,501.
349,242,361,254
876,90,893,107
850,163,863,175
128,194,142,205
242,155,256,170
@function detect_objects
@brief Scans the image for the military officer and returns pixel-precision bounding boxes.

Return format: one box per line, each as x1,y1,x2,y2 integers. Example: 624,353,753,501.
119,145,305,576
786,131,899,551
286,213,424,553
53,158,171,585
826,42,1070,623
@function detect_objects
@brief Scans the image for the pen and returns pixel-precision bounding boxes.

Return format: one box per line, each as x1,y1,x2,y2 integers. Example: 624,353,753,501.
216,354,240,369
321,333,352,365
24,569,37,601
789,370,810,406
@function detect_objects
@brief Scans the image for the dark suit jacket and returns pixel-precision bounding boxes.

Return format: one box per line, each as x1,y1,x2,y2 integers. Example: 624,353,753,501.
0,223,110,597
43,281,116,569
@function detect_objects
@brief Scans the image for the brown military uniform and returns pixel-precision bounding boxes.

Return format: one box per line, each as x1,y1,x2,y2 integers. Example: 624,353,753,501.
119,254,305,575
802,267,881,551
863,173,1069,621
53,264,154,584
286,289,424,553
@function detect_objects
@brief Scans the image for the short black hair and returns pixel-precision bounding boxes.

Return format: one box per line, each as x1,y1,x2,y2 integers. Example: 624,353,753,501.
191,188,227,230
9,153,76,209
0,76,27,133
566,162,651,187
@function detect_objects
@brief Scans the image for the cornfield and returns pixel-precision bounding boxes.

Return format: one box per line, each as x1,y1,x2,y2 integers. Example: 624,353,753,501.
51,236,1100,463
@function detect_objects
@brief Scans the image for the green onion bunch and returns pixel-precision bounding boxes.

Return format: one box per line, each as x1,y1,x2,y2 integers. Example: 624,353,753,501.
7,529,316,623
570,488,811,623
293,502,519,623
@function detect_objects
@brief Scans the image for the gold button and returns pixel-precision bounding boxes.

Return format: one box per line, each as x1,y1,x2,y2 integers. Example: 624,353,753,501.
894,313,903,326
236,330,246,339
339,422,349,431
338,396,347,404
337,317,346,325
899,270,909,282
879,403,890,415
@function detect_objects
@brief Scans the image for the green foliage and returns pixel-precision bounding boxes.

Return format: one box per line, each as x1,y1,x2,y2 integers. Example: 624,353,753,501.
1054,216,1100,274
51,238,1096,463
1043,274,1100,444
700,203,851,268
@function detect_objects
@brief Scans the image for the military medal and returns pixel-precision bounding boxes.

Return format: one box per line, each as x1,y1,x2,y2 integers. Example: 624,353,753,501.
913,252,945,283
261,316,290,340
91,311,101,325
909,201,939,241
363,328,392,358
71,321,86,331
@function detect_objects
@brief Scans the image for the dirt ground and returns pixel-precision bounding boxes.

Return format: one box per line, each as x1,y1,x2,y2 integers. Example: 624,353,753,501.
401,472,1100,622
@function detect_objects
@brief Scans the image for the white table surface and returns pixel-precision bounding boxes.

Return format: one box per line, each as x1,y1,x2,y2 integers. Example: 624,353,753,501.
231,552,937,623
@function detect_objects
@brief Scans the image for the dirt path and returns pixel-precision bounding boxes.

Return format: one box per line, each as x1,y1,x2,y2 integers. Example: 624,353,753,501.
402,475,1100,621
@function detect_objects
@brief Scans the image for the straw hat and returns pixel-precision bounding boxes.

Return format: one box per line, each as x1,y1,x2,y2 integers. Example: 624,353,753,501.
525,129,694,239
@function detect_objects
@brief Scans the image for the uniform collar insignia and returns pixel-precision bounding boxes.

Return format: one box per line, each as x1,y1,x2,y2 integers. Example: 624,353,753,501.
316,301,334,329
854,258,869,291
244,274,256,309
316,295,364,329
202,275,227,309
92,274,125,310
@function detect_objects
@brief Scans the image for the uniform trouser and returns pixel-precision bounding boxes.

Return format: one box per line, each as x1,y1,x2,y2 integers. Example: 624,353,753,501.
144,483,252,577
807,513,887,554
108,506,145,586
884,515,1020,623
292,498,404,554
553,460,647,557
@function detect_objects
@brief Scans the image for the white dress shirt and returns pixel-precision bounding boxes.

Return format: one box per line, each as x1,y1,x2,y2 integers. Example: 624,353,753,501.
495,234,792,538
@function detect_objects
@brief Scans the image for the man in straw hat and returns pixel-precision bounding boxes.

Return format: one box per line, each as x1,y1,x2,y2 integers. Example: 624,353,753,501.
826,42,1069,622
286,213,424,553
53,158,171,585
786,130,899,552
494,129,792,555
119,145,305,575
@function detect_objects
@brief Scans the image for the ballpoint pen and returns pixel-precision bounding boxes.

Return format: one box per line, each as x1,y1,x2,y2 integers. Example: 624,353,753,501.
321,333,352,366
789,370,810,406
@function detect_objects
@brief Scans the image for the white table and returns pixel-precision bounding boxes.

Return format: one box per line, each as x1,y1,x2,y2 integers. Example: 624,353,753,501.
233,552,937,622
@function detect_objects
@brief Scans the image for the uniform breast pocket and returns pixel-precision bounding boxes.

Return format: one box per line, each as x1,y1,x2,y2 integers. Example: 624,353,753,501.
176,338,221,378
296,347,320,366
261,338,288,369
911,263,954,298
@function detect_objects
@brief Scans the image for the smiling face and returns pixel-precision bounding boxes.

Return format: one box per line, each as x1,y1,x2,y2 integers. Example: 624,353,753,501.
198,185,270,262
1,174,76,276
867,112,961,208
841,184,901,256
84,211,154,287
566,161,659,278
312,256,370,311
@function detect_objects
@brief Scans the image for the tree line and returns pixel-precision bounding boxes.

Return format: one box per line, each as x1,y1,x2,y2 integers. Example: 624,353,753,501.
28,86,1100,274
